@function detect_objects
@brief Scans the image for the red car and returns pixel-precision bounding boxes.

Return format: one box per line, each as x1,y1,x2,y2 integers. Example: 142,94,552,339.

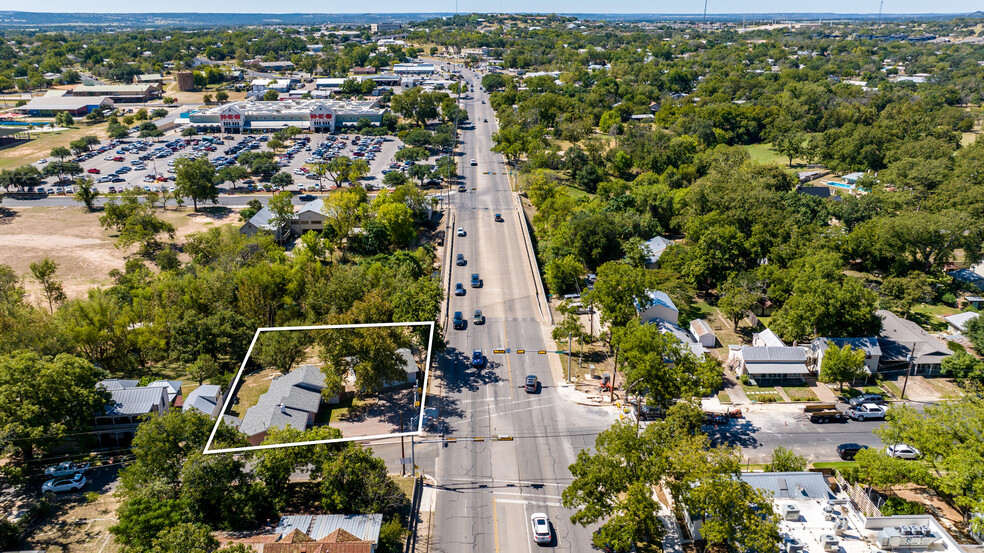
112,156,124,162
86,168,100,174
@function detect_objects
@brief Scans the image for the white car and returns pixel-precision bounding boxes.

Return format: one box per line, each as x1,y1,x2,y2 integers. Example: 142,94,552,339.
456,227,466,237
887,444,921,460
37,158,48,164
530,513,552,544
42,473,86,493
104,155,115,161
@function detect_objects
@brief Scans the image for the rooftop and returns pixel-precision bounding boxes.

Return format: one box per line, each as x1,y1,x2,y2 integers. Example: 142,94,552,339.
194,98,384,117
740,346,807,363
876,310,952,363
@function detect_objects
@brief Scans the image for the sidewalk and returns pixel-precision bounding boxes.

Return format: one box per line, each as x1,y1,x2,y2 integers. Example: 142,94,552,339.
722,368,751,404
811,381,839,403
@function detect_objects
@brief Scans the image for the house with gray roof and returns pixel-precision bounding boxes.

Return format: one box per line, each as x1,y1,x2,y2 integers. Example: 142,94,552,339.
656,320,706,359
240,206,290,242
93,380,171,449
239,365,326,445
146,380,183,405
810,337,881,375
734,345,810,382
642,236,674,266
290,198,327,236
876,310,952,375
944,311,979,333
183,384,224,418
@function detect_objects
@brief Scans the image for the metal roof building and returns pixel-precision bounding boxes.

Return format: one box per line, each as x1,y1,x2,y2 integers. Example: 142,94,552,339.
275,514,383,543
14,93,113,116
740,471,833,499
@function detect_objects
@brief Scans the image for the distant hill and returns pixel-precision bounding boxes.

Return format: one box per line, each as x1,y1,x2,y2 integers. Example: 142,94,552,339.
0,10,976,29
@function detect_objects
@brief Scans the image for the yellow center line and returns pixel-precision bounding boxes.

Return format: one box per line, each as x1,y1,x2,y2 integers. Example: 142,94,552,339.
492,497,500,553
503,319,514,400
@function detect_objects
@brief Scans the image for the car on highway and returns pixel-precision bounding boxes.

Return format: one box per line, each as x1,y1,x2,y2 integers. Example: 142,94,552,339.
530,513,551,544
525,375,539,393
42,473,85,494
848,393,885,407
458,185,466,193
470,159,477,166
453,311,465,330
471,350,485,368
494,213,503,222
454,283,465,296
456,253,466,266
484,118,488,123
836,443,868,460
886,444,921,459
473,309,485,325
456,227,466,237
471,273,482,288
298,194,316,201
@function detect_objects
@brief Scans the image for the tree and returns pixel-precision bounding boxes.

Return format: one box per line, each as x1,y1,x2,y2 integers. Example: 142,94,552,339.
318,445,410,519
215,91,229,103
772,131,805,167
941,351,984,388
267,138,285,153
111,495,186,553
585,262,650,330
262,89,279,101
218,165,249,190
175,156,219,211
544,255,585,296
202,93,214,105
819,342,868,392
188,353,219,386
253,329,312,376
29,257,66,313
151,522,220,553
73,177,100,212
407,163,432,185
766,446,807,472
151,108,168,119
49,146,70,161
481,72,508,92
0,352,109,462
138,121,163,138
881,272,932,319
383,170,408,187
718,275,762,331
267,190,295,242
375,202,416,247
270,171,293,190
394,146,429,162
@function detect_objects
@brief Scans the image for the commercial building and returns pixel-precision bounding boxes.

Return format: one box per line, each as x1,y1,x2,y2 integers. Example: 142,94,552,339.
133,73,164,85
370,22,402,32
392,63,436,75
70,82,160,102
14,90,114,116
186,98,387,133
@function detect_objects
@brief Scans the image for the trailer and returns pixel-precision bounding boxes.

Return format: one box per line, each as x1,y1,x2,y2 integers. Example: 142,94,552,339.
809,410,846,423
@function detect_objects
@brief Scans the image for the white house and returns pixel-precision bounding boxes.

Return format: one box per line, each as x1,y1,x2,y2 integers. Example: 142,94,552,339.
752,328,785,348
636,290,679,325
689,319,717,348
944,311,979,333
643,236,674,266
183,384,224,418
734,346,810,382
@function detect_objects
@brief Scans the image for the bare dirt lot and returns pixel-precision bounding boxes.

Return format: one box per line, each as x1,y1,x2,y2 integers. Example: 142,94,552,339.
0,205,240,302
25,493,121,553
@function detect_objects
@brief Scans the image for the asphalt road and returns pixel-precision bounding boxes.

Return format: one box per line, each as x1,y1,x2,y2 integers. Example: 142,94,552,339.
398,67,620,553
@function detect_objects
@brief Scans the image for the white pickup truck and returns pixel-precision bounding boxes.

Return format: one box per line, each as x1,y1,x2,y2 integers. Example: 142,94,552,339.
847,403,887,421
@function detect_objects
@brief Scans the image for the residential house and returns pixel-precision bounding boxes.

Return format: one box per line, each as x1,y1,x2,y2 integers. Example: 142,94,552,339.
146,380,183,406
842,172,865,184
289,198,327,236
183,384,224,418
656,320,706,359
636,290,679,325
391,348,419,387
876,310,952,375
93,379,171,448
238,365,327,446
810,337,881,375
689,319,717,348
965,296,984,310
219,513,382,552
240,206,291,242
733,346,810,382
944,312,979,333
752,328,785,348
642,236,674,266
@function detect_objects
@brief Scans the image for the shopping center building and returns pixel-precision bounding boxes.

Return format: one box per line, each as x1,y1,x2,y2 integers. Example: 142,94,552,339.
185,98,387,133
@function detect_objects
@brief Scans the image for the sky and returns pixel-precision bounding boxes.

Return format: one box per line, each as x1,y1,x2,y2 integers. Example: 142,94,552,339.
19,0,984,14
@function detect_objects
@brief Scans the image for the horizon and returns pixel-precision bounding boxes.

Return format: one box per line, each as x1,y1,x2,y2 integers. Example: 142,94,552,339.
2,7,983,16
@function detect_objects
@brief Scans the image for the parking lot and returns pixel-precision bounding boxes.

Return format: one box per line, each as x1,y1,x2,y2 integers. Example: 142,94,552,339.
25,128,415,200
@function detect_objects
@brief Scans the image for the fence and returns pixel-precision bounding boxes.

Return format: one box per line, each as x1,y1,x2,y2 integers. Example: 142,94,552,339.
834,471,884,517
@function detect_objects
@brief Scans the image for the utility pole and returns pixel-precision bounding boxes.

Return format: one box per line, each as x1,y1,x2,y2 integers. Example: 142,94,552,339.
567,332,573,382
900,342,913,400
400,413,406,477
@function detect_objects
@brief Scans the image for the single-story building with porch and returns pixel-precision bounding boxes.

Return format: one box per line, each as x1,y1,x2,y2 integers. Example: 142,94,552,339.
733,345,810,382
636,290,679,325
876,310,952,375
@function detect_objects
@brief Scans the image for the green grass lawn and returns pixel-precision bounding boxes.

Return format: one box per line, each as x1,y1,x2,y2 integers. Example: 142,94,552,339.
319,395,369,424
717,391,732,403
781,386,819,402
879,379,906,400
811,461,858,470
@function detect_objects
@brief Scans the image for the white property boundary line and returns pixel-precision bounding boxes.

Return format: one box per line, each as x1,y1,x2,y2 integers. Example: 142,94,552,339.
203,321,436,455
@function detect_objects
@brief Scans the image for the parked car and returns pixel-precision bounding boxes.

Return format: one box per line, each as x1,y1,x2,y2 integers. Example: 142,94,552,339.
453,311,465,330
836,443,868,460
848,394,885,407
847,403,887,421
530,513,552,544
886,444,921,459
298,194,316,201
454,283,465,296
42,473,85,494
473,309,485,325
86,168,100,174
44,461,89,477
471,350,485,368
525,375,539,393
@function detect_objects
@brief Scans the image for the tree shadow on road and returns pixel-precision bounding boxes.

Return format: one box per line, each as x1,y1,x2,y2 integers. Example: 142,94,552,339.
703,417,761,450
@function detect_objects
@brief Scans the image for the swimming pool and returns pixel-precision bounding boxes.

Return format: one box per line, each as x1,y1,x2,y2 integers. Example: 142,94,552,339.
825,181,855,190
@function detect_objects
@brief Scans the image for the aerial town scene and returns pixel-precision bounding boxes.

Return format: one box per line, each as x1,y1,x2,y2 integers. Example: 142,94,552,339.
0,2,983,552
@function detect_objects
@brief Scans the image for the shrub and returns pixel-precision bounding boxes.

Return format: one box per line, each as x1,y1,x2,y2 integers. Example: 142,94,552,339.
881,496,925,516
